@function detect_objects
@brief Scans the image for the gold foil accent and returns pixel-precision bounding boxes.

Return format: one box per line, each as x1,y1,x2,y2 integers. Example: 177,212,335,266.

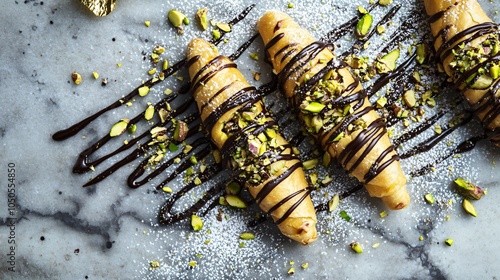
81,0,116,16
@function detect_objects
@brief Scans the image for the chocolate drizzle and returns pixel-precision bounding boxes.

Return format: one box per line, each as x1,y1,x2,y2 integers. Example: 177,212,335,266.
51,4,489,228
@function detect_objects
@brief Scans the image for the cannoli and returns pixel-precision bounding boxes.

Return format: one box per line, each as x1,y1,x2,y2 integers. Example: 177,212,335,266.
424,0,500,145
186,38,317,244
258,11,409,210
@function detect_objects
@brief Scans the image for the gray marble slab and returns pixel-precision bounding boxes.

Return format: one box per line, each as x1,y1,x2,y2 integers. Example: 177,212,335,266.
1,0,500,279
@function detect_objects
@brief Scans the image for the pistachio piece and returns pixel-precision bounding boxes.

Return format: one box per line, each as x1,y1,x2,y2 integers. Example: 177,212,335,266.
350,242,363,254
470,74,493,89
71,71,82,85
190,214,203,231
173,120,189,141
328,194,340,212
490,64,500,79
216,22,231,32
303,101,326,113
376,49,400,73
110,119,130,137
356,13,373,39
303,158,319,170
239,232,255,240
462,199,477,217
92,72,99,79
196,8,208,30
424,193,435,204
454,178,485,200
403,90,417,108
378,0,393,6
226,181,241,195
168,10,186,27
138,86,150,97
225,195,247,208
416,43,427,64
144,21,150,27
128,124,137,134
301,263,309,269
376,96,387,108
445,238,454,246
270,160,286,176
158,108,169,123
144,105,155,120
212,29,221,40
183,17,190,25
162,186,173,193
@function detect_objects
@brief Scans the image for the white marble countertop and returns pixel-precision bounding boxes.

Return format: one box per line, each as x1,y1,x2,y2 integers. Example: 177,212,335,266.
1,0,500,279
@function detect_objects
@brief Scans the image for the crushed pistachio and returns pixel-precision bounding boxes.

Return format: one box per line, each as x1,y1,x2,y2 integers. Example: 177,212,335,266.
162,186,173,193
287,2,294,8
328,194,340,212
144,104,155,120
144,21,150,27
225,195,247,208
287,267,295,275
303,158,319,170
424,193,435,204
376,25,386,35
196,8,209,30
376,49,400,73
149,260,160,269
92,72,99,79
239,232,255,240
127,124,137,134
378,0,392,6
301,263,309,269
454,178,485,200
356,13,373,38
216,22,231,32
168,10,186,27
379,210,387,218
212,29,221,40
226,181,241,195
403,90,417,108
350,242,363,254
249,52,259,61
71,71,82,85
462,199,477,217
138,86,150,97
110,119,130,137
445,238,454,246
191,214,203,231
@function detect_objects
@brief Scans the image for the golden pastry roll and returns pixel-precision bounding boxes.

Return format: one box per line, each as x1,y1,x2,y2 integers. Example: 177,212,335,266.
424,0,500,145
258,11,409,210
186,38,317,244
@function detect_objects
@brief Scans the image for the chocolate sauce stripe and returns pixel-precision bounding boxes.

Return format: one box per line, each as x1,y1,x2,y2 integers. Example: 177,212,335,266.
399,113,473,159
158,164,224,225
392,110,446,147
409,135,485,177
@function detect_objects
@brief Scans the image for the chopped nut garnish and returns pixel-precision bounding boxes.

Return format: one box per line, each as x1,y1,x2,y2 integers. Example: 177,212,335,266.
71,71,82,85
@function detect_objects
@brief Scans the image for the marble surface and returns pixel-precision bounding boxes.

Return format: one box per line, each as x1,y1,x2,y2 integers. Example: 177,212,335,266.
1,0,500,279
